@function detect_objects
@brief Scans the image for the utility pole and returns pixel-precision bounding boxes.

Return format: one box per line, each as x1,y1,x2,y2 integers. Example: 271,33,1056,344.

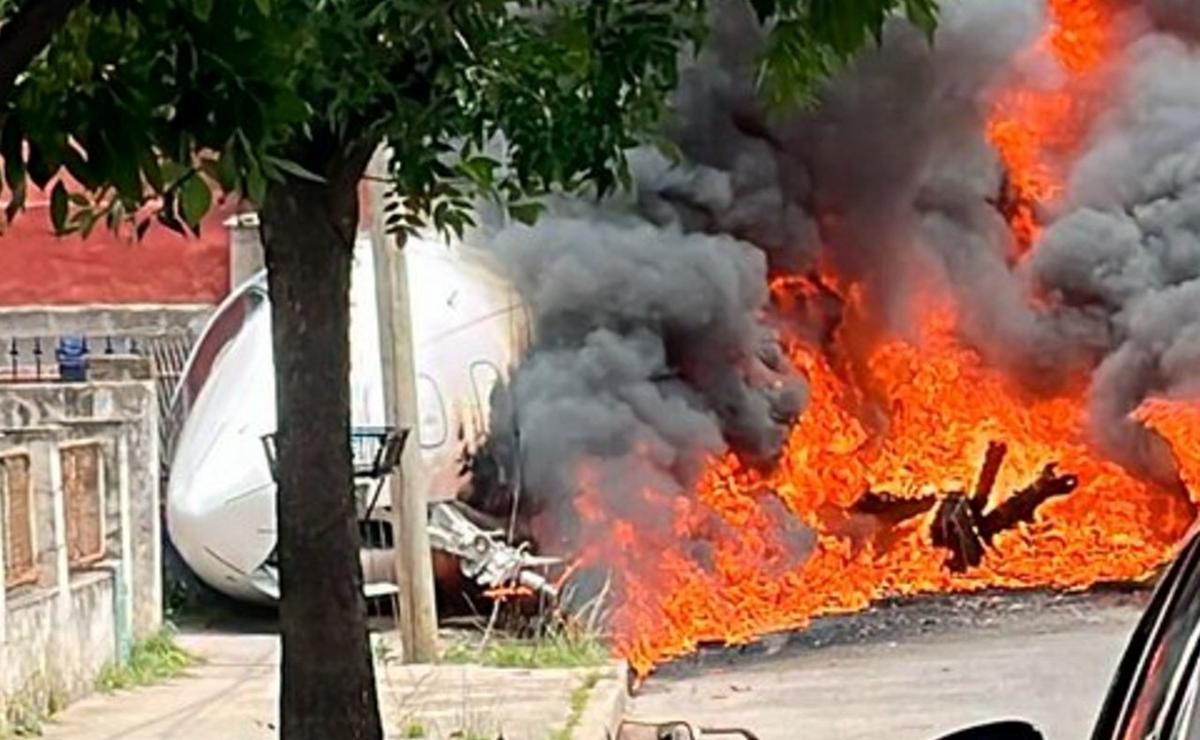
366,151,439,662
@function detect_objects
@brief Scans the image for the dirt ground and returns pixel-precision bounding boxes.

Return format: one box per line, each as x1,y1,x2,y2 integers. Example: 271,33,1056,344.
625,589,1149,740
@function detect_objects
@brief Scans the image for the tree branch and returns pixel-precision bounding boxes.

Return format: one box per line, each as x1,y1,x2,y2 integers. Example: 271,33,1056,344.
0,0,85,104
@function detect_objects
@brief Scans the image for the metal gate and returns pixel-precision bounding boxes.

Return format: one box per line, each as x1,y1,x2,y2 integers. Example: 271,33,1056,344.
145,333,195,465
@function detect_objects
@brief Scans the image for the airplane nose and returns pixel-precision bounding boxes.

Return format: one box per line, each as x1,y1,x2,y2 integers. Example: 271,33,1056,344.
168,422,278,574
166,301,280,602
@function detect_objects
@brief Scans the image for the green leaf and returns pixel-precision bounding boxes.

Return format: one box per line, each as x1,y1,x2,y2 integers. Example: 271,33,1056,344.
263,155,326,184
509,201,543,226
905,0,939,40
245,163,267,205
4,177,23,223
273,91,309,125
214,152,239,193
141,152,165,193
1,116,24,187
62,148,97,191
27,141,53,189
254,0,270,16
460,156,499,188
179,174,212,228
49,182,69,233
78,209,99,239
193,0,213,21
162,161,189,186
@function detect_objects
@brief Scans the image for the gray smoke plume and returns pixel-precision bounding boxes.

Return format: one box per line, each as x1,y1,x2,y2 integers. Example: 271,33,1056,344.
655,0,1200,493
469,0,1200,544
1145,0,1200,38
468,196,805,535
1027,28,1200,488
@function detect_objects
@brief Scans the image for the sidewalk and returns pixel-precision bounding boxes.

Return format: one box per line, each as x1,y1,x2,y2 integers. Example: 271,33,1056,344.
37,632,627,740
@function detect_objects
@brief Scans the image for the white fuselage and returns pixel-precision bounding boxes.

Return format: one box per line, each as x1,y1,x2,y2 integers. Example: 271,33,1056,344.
165,234,527,603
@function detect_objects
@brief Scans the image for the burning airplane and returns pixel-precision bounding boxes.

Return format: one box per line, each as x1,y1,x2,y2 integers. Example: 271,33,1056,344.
165,229,557,605
169,0,1200,682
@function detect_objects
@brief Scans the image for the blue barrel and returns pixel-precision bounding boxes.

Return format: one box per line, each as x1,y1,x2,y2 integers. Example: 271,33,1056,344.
56,336,89,382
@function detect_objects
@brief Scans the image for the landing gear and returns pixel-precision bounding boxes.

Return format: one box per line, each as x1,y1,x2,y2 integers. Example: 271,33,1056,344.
426,501,560,600
260,427,558,603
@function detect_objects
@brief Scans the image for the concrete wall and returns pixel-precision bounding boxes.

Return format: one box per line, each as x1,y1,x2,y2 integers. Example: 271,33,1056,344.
0,358,164,730
3,574,116,709
0,189,233,307
0,305,212,342
227,214,265,291
0,363,162,635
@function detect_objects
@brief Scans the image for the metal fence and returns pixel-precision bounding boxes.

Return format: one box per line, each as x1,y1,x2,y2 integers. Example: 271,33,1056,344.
145,334,194,460
1,335,145,383
1,331,196,459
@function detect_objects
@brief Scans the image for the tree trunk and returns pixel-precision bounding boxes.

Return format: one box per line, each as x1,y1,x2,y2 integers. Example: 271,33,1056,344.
260,144,382,740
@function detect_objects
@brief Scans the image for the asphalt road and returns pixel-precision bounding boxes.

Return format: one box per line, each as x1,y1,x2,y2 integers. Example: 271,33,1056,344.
626,590,1148,740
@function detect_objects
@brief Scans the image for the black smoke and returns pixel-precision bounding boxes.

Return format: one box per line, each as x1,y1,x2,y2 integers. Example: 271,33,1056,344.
465,0,1200,541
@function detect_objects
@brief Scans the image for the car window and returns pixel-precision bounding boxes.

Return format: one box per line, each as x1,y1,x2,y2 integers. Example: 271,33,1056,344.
1118,535,1200,740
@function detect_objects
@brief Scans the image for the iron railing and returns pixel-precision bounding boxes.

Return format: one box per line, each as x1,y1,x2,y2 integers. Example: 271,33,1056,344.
1,335,146,383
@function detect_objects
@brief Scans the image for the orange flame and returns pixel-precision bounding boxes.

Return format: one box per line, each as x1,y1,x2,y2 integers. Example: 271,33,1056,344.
987,0,1113,253
483,584,535,601
556,2,1200,680
1135,399,1200,494
584,296,1197,678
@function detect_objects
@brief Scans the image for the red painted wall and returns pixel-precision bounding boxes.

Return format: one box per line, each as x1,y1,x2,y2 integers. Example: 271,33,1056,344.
0,189,233,306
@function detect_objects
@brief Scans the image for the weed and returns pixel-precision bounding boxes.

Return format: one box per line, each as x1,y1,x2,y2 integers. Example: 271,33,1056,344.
95,625,197,693
442,632,607,669
401,720,427,738
549,672,602,740
448,710,501,740
374,638,399,666
1,673,68,739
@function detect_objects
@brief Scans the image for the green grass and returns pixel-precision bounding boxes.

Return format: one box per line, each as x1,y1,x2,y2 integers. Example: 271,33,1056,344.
548,672,602,740
1,674,68,738
95,627,197,693
1,706,46,739
442,634,608,669
401,720,427,738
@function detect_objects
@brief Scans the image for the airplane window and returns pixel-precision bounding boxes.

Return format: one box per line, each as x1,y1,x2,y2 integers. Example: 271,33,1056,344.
416,374,447,449
469,361,502,418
